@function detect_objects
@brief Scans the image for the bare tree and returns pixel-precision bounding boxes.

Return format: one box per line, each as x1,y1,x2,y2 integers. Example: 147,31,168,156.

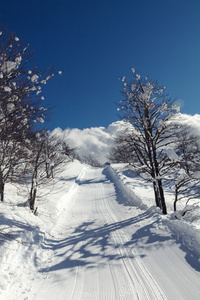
25,131,73,212
0,25,61,202
108,135,137,164
167,129,200,213
81,154,101,167
117,69,181,214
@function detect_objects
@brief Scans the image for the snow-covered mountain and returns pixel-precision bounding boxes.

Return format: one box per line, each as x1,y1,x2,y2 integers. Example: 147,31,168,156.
52,114,200,164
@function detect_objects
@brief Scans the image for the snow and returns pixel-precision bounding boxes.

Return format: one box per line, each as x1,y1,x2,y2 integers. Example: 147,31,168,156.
46,158,51,164
0,160,200,299
172,104,181,112
4,86,12,92
1,114,200,298
166,148,180,162
136,74,141,80
7,103,15,112
15,56,22,65
175,170,188,185
31,74,39,82
36,117,44,123
131,67,135,73
1,61,17,73
35,132,40,139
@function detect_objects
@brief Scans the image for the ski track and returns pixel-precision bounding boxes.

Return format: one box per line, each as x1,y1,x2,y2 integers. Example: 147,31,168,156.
6,166,200,300
98,182,168,300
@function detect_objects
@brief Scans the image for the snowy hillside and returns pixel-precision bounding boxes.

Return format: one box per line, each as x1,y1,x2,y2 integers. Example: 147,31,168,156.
52,114,200,164
0,160,200,299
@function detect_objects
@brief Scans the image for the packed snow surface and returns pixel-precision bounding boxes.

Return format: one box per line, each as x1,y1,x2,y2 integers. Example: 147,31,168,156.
0,160,200,299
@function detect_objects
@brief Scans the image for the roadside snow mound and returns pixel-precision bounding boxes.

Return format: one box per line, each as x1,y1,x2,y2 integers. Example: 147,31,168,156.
111,164,200,259
167,217,200,258
0,160,85,297
105,165,147,210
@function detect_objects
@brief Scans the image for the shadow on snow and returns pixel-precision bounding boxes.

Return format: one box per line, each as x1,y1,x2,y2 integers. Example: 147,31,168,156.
38,167,200,274
0,212,44,247
39,211,167,273
39,205,200,274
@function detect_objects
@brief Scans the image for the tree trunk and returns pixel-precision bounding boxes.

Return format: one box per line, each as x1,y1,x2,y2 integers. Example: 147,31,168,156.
29,187,37,212
0,181,5,202
0,171,5,202
153,182,160,207
153,179,167,214
152,145,167,214
158,179,167,214
174,185,178,212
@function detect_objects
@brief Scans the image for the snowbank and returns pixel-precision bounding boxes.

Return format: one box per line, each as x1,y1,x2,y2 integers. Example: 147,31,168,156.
167,217,200,258
111,164,200,260
0,160,86,297
106,165,147,210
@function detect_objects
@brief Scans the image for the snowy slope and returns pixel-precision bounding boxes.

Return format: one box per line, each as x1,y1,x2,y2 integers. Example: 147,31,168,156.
0,161,200,299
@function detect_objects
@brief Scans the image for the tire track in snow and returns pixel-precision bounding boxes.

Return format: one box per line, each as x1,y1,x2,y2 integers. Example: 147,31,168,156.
73,167,167,299
29,167,88,300
27,165,200,299
66,167,125,299
103,166,200,300
73,168,113,300
55,167,87,300
150,245,200,300
93,182,119,300
59,167,88,300
99,182,168,300
97,184,135,299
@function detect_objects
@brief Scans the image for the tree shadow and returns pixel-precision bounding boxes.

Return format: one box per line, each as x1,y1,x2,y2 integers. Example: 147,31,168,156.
75,178,108,186
103,167,200,272
127,221,200,272
59,176,77,182
39,211,174,274
0,212,44,246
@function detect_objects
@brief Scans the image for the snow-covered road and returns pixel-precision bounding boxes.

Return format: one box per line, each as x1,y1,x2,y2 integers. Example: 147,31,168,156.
4,165,200,299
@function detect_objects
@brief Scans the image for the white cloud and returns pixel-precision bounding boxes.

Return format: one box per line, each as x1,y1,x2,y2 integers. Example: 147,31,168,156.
52,114,200,165
174,113,200,134
52,121,127,164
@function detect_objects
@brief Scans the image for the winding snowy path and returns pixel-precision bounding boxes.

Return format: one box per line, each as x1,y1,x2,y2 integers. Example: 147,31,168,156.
12,166,200,299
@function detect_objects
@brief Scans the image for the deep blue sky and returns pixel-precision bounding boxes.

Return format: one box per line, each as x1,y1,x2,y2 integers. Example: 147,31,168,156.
1,0,200,129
